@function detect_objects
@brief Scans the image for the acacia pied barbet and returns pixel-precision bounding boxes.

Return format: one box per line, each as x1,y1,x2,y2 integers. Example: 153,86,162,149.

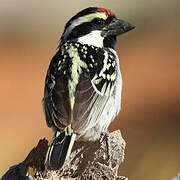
42,7,135,170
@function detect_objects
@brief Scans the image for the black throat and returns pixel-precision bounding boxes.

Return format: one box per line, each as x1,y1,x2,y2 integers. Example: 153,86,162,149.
103,35,117,49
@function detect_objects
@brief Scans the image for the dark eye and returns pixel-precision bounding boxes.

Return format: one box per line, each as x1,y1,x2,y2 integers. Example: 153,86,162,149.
95,18,104,25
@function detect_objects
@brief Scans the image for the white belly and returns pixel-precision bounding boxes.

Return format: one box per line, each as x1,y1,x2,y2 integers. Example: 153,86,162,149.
78,71,122,142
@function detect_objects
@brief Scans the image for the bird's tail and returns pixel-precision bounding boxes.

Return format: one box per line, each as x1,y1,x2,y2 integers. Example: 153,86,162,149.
46,125,76,170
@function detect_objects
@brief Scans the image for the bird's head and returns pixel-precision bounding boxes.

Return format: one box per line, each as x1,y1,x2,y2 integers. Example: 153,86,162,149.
60,7,135,48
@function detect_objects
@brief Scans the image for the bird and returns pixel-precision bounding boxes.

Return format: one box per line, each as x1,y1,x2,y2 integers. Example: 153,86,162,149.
42,7,135,170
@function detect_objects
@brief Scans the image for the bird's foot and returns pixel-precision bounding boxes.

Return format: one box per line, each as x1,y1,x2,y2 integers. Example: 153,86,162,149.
100,131,111,161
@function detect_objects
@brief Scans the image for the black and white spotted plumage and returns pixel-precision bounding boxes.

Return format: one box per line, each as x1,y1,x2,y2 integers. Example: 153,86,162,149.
44,41,119,134
42,7,135,170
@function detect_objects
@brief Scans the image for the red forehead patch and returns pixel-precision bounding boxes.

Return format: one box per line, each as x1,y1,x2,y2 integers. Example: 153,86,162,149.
97,8,116,17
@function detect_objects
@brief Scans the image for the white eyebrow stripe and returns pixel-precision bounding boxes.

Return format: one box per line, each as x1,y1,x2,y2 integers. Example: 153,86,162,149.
63,12,107,40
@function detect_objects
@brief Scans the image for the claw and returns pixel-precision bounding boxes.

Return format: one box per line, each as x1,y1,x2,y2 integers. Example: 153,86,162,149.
100,131,111,160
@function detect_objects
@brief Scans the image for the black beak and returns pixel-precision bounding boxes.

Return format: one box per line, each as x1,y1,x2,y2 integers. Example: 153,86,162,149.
102,18,135,37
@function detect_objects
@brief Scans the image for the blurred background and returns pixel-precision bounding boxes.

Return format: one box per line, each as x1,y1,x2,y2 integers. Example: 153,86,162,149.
0,0,180,179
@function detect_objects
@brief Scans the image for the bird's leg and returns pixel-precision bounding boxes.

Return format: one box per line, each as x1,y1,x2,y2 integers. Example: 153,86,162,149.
100,130,111,160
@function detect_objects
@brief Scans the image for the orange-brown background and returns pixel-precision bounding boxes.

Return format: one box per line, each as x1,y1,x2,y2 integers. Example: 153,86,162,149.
0,1,180,179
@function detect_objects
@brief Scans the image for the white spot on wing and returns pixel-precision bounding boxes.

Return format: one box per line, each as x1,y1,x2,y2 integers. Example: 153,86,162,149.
99,51,108,76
